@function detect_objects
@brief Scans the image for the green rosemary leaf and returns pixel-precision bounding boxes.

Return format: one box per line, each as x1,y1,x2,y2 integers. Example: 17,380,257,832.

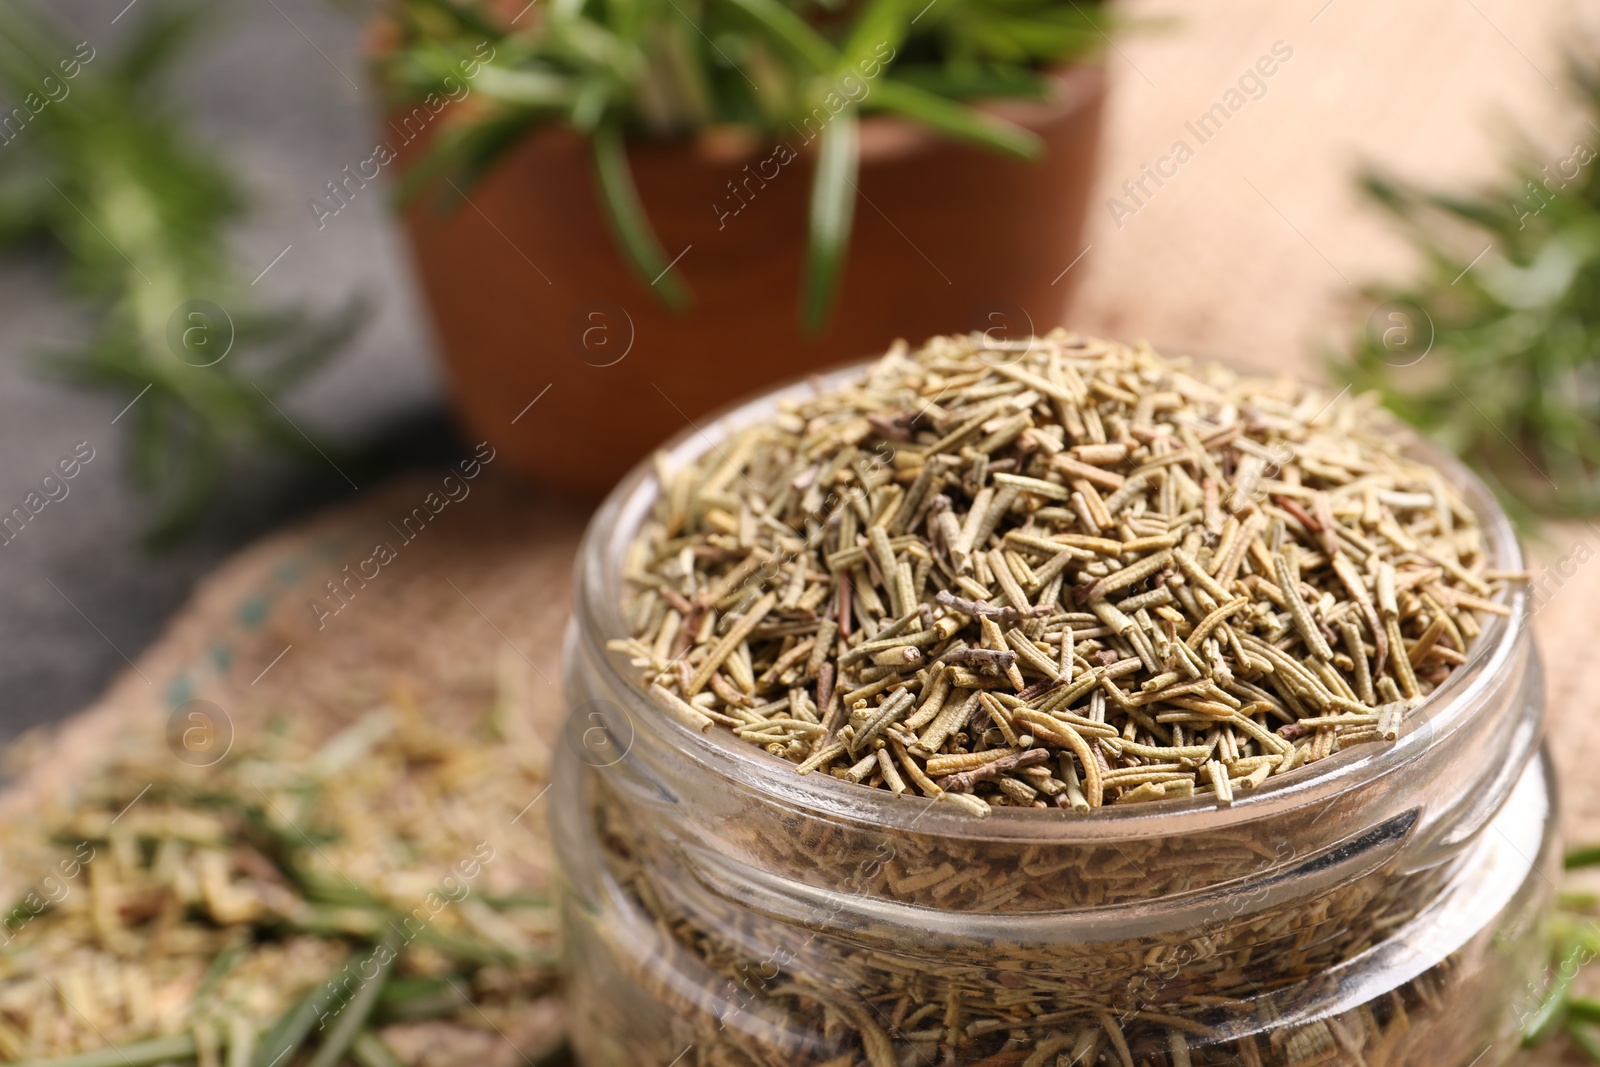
651,17,716,130
472,65,578,107
800,108,860,332
13,1036,199,1067
251,972,339,1067
249,301,372,396
721,0,837,72
302,936,401,1067
1565,890,1600,911
374,978,473,1023
591,122,690,311
191,937,251,1010
109,4,212,89
834,0,916,81
1524,942,1586,1044
869,78,1042,158
400,108,549,212
569,75,614,131
886,62,1049,101
1571,1022,1600,1062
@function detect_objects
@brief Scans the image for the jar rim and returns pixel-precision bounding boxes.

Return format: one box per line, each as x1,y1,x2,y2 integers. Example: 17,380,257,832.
573,353,1528,843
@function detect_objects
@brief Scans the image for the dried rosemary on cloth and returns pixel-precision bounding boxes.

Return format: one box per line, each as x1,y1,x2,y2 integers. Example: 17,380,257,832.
0,698,561,1067
619,333,1518,813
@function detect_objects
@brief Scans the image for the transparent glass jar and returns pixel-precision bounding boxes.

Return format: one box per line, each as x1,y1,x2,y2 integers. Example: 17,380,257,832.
552,370,1554,1067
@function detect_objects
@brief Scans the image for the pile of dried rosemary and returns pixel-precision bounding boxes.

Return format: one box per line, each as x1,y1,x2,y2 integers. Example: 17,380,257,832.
0,698,562,1067
619,333,1519,813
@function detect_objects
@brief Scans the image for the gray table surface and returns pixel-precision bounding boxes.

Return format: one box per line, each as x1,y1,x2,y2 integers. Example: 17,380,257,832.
0,0,450,741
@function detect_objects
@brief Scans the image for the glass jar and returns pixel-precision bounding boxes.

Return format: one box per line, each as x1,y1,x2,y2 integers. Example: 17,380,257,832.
552,370,1554,1067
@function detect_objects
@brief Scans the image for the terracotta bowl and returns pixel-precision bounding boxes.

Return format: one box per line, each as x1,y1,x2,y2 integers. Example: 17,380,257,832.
398,66,1106,493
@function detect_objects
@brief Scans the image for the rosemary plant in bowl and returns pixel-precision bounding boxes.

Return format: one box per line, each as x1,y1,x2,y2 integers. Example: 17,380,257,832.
380,0,1107,321
372,0,1116,492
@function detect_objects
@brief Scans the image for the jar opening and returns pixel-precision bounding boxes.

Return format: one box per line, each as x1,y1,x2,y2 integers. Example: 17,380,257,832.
574,359,1528,842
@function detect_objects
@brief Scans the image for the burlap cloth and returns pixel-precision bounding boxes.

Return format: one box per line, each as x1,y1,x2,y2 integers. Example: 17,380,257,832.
0,476,589,815
0,478,588,1066
10,0,1600,1062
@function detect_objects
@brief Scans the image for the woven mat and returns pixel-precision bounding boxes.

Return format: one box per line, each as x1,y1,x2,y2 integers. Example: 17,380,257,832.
12,0,1600,1062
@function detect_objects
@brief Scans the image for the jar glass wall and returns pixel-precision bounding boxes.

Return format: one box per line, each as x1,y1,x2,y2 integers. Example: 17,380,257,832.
553,368,1553,1067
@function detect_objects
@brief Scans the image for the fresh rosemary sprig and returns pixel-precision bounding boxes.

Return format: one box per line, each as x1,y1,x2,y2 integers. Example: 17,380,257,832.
0,3,366,545
1336,56,1600,518
0,699,561,1066
376,0,1109,329
1524,845,1600,1060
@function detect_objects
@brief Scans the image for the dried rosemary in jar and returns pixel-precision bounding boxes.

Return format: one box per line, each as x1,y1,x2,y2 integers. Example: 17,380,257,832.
556,331,1549,1067
614,333,1517,813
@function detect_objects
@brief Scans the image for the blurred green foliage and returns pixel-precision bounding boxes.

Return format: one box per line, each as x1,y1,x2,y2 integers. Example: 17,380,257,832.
378,0,1111,328
1338,58,1600,518
1526,847,1600,1058
0,4,365,545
